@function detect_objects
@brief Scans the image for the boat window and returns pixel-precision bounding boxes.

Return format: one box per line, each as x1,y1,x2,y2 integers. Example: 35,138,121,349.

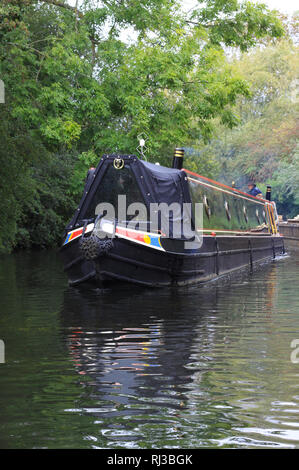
80,163,148,223
188,175,269,232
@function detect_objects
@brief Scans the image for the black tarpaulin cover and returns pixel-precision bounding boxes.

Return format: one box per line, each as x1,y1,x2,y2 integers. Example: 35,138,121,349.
131,159,194,239
67,155,195,239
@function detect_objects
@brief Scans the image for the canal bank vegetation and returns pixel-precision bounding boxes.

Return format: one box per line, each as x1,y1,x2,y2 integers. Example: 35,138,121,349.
190,23,299,218
0,0,297,253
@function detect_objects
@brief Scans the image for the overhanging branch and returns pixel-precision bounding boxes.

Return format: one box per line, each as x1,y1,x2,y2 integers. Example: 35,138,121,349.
38,0,84,18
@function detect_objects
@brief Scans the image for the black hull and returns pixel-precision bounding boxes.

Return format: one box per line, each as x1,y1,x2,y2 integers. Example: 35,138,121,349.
279,223,299,250
60,235,285,288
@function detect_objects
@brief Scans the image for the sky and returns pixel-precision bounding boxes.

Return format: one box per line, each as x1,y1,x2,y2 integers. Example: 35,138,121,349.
182,0,298,15
254,0,298,14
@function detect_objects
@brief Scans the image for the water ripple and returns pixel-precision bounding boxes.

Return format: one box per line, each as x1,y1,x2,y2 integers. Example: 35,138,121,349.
1,250,299,448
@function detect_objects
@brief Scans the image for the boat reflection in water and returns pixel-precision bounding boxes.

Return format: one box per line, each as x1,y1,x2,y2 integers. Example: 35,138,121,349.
60,257,296,447
60,148,285,287
60,262,279,408
62,286,201,412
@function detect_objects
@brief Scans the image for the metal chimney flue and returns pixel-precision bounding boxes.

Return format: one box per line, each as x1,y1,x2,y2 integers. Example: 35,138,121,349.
172,148,184,170
266,185,272,201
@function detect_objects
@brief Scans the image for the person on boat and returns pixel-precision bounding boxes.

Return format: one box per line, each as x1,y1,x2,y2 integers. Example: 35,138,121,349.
247,181,263,198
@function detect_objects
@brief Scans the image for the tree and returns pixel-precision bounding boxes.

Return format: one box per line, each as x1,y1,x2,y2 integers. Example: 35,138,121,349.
0,0,285,251
192,24,298,217
271,144,299,218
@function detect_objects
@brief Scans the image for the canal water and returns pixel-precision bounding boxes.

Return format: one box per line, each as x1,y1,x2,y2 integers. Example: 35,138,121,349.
0,249,299,449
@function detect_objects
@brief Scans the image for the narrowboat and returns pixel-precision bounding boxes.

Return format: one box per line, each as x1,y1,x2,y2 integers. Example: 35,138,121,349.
60,149,285,287
279,217,299,250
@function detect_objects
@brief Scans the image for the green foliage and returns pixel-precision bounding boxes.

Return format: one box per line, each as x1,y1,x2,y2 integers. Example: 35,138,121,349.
195,31,298,217
190,0,284,51
0,0,285,251
15,152,77,249
70,150,99,201
270,144,299,218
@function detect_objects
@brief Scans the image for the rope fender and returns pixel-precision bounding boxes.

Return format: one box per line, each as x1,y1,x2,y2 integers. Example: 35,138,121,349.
79,234,114,260
79,216,114,261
